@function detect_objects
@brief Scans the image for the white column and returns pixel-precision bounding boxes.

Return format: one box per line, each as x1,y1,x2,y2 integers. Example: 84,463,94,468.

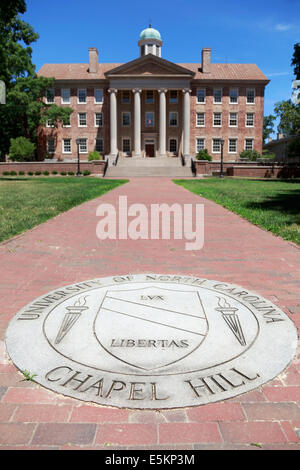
158,88,167,156
182,89,191,156
108,88,118,156
133,89,142,157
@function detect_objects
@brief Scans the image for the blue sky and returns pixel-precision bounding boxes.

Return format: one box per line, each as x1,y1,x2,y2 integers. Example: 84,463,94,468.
23,0,300,136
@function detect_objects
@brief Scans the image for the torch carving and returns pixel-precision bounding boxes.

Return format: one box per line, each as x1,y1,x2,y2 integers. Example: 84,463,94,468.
215,297,246,346
55,295,89,344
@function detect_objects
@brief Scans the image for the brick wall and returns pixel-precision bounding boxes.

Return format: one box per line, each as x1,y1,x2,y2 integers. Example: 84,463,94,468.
0,161,107,175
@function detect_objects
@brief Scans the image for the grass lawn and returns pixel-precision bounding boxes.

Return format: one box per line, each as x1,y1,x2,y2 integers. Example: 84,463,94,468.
174,178,300,246
0,177,127,243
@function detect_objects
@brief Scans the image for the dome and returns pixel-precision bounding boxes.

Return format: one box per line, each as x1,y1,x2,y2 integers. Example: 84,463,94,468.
139,27,161,41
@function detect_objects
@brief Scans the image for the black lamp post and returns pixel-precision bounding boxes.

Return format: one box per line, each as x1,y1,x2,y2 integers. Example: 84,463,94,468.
220,139,225,178
75,138,81,177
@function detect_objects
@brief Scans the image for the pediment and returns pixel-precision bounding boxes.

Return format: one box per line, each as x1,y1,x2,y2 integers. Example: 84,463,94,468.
105,54,195,78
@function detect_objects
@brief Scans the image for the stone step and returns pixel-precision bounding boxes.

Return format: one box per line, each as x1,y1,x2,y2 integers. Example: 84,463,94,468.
105,166,193,177
116,157,183,168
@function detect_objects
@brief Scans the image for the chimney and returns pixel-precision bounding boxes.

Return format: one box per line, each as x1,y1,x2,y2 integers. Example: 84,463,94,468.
89,47,99,73
201,48,211,74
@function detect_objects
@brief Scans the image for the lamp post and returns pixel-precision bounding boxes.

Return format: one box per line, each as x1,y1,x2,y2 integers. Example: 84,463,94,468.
75,138,81,177
220,139,225,178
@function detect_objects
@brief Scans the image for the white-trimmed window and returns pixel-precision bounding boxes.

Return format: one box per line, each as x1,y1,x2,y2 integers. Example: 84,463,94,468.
245,138,254,150
61,88,70,104
47,137,56,154
122,91,130,103
229,88,238,104
196,138,205,152
77,138,88,153
122,111,131,127
213,88,222,103
62,115,71,127
213,112,222,127
196,112,205,127
95,138,104,153
122,138,131,152
228,138,237,153
146,90,154,103
196,88,206,103
212,138,221,153
94,88,103,103
46,88,54,103
78,113,87,127
95,112,103,127
46,119,54,128
229,112,238,127
78,88,87,103
169,112,178,127
169,90,178,103
169,138,177,153
246,113,254,127
62,138,72,153
145,112,154,127
246,88,255,104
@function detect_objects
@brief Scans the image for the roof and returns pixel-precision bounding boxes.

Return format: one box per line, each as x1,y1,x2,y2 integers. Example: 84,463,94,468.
37,61,269,82
139,27,161,41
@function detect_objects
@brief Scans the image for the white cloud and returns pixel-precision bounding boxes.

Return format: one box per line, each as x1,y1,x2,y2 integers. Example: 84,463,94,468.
267,71,291,77
274,23,293,31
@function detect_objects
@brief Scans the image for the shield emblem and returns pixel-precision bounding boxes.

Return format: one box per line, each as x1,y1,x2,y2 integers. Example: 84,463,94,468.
93,287,208,371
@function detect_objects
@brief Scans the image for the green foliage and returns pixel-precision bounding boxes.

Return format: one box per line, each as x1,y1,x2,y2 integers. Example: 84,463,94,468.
195,149,212,161
9,136,35,161
83,169,91,176
291,42,300,80
18,170,25,175
68,171,74,176
88,151,102,161
10,171,17,176
21,370,37,381
261,149,275,160
263,115,276,143
35,170,41,175
239,149,262,161
43,170,49,176
2,171,10,176
274,100,300,136
51,170,57,175
27,171,33,175
60,171,66,175
287,137,300,158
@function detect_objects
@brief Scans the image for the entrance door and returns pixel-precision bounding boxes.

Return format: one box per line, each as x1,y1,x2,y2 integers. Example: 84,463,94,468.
145,144,155,158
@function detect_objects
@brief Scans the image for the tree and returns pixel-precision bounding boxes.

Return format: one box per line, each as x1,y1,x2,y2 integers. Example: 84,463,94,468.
263,115,276,143
291,43,300,80
274,100,300,136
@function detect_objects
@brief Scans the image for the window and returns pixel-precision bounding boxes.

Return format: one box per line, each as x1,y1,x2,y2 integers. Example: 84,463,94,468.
213,112,222,126
196,88,206,103
122,112,131,127
122,91,131,103
229,88,238,104
156,45,160,56
196,112,205,126
78,113,87,126
141,45,145,56
169,139,177,153
212,138,221,153
246,88,255,104
213,88,222,103
169,112,178,127
95,112,103,127
245,138,254,150
77,138,88,153
47,137,56,154
148,44,154,54
169,90,178,103
78,88,87,103
95,138,104,153
196,138,205,152
146,90,154,103
229,138,237,153
63,139,72,153
62,115,71,127
122,138,130,152
46,119,54,128
61,88,70,104
145,112,154,127
94,88,103,103
46,88,54,103
246,113,254,127
229,112,238,127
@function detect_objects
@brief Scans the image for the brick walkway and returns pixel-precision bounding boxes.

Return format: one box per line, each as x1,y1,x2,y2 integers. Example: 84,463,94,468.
0,177,299,450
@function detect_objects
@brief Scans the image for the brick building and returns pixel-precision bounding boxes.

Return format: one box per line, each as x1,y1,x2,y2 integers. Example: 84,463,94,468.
38,26,269,166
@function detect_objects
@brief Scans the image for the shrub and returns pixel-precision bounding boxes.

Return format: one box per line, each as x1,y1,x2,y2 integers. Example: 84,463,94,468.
287,137,300,158
10,171,17,176
196,149,212,161
83,169,91,176
239,149,262,161
60,171,67,176
2,171,10,176
52,170,58,175
28,171,33,176
68,171,74,176
9,137,36,162
261,149,276,161
35,170,41,175
43,170,49,176
18,171,25,176
88,151,102,161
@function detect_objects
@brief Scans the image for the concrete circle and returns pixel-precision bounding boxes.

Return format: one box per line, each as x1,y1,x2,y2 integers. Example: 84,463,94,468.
5,274,298,409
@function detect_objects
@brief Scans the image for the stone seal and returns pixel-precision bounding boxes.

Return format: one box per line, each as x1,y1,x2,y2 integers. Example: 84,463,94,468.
5,274,298,409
